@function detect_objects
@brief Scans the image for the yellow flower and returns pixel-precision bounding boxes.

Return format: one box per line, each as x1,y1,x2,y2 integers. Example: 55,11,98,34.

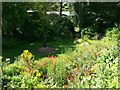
16,70,19,72
20,71,26,74
36,73,41,77
20,50,34,60
24,50,29,53
18,66,22,68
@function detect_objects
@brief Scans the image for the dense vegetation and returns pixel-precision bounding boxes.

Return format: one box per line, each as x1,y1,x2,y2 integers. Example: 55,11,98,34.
2,40,119,88
1,2,120,89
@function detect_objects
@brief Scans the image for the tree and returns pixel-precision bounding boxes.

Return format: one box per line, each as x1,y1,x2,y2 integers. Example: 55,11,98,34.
2,2,28,38
2,2,54,47
73,2,119,38
60,0,63,15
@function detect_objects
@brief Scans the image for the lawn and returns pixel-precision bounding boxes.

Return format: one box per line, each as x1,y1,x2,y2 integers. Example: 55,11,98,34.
2,39,115,63
2,39,75,62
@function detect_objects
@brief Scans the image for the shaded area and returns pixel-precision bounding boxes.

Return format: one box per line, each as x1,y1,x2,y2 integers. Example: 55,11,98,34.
2,39,75,63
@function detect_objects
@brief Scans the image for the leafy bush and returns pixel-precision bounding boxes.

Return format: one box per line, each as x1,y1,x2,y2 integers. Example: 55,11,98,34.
3,74,46,88
2,50,46,88
67,43,119,88
36,55,75,87
102,27,120,41
21,13,54,42
89,44,119,88
52,16,74,39
81,27,94,38
79,26,103,40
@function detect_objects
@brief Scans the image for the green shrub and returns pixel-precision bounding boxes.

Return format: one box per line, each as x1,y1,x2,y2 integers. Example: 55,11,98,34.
2,50,46,88
52,16,74,39
102,27,120,41
3,75,46,88
89,44,119,88
67,43,119,88
80,27,96,39
41,56,74,87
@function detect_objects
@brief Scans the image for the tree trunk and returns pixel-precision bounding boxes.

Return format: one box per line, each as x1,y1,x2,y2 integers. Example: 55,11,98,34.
60,0,63,15
43,34,47,47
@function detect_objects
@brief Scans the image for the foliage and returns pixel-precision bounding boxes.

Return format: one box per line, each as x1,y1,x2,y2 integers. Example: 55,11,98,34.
51,16,75,39
3,74,46,88
47,56,72,86
71,43,118,88
75,26,102,40
21,11,54,43
102,27,120,41
2,2,28,38
2,40,119,88
73,2,119,38
2,2,54,43
2,2,120,88
2,50,46,88
89,44,119,88
80,27,95,39
35,55,73,87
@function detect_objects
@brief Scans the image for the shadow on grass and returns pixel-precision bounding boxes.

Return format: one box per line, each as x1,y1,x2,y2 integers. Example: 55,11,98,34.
2,39,76,63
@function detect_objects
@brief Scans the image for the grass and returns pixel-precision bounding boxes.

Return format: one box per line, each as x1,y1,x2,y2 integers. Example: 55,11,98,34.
2,39,75,62
2,39,116,63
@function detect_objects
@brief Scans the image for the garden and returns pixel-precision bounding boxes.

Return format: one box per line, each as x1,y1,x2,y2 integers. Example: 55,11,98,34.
1,2,120,89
